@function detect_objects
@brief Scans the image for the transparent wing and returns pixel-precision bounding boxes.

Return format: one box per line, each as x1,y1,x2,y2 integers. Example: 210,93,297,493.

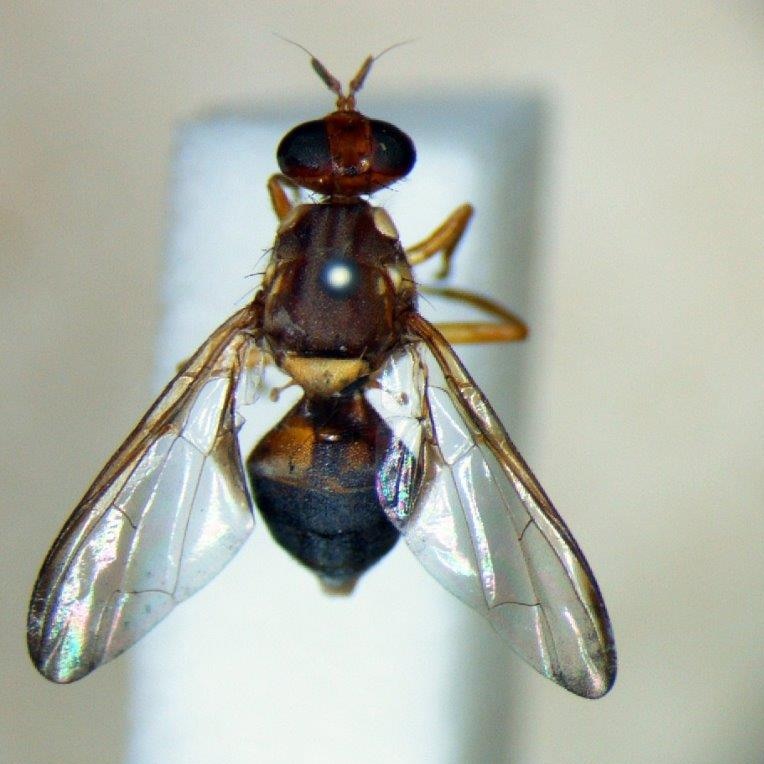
28,307,265,683
367,314,616,698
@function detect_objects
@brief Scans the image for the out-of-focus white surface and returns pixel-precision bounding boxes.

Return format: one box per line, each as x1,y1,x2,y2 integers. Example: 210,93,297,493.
130,103,539,764
4,3,763,764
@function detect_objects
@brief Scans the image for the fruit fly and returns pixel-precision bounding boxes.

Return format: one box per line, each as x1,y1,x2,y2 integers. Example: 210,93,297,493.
27,53,616,698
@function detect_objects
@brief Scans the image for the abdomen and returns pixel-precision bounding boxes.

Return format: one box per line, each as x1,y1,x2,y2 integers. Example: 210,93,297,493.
247,392,405,588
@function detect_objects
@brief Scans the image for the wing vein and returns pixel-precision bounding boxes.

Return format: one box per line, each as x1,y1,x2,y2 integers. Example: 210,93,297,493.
27,307,265,683
369,314,617,698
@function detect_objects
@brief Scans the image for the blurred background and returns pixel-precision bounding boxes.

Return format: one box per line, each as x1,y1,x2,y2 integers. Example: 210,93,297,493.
2,2,763,763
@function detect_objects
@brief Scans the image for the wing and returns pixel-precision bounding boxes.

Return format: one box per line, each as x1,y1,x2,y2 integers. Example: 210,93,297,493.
367,314,616,698
28,306,266,683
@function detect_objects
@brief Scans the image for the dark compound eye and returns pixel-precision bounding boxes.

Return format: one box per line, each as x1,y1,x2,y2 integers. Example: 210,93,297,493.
277,112,416,196
369,120,416,179
277,120,332,180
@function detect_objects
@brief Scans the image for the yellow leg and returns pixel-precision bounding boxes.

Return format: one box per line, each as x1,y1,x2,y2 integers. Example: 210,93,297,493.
421,284,528,344
405,204,473,279
268,174,303,220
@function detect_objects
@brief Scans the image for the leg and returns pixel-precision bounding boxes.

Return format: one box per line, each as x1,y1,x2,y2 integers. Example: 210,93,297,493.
268,174,303,220
420,284,528,344
405,203,473,278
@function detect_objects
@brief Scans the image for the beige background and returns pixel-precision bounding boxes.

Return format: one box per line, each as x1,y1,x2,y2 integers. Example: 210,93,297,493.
3,2,763,763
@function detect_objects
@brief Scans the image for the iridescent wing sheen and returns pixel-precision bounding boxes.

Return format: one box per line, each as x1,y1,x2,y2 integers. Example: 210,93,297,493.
367,314,616,698
28,307,265,683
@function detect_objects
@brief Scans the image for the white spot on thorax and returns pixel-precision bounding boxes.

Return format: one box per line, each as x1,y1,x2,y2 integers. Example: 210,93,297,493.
325,263,354,290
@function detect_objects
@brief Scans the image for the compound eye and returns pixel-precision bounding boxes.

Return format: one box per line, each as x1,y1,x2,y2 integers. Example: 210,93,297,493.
369,120,416,181
277,113,416,195
277,120,332,186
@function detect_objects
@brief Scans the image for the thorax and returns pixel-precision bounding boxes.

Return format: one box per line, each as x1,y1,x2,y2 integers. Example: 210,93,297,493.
259,201,415,395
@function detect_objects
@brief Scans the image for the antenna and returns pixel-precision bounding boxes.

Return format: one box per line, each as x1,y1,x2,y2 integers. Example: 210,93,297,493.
274,36,414,110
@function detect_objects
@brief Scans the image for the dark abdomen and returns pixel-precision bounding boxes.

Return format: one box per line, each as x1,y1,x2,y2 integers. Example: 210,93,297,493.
247,393,403,586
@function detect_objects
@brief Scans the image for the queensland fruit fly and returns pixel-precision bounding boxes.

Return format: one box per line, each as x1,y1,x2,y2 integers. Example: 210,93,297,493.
27,52,616,698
